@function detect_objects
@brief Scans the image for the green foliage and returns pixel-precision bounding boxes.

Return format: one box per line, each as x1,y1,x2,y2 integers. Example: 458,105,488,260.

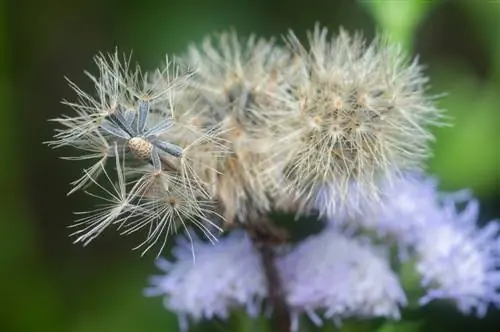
429,65,500,196
0,5,66,332
377,321,423,332
360,0,436,50
70,261,178,332
3,0,499,331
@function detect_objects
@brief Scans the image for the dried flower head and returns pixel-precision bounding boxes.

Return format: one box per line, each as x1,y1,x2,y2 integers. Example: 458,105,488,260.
48,51,224,253
272,25,443,212
176,31,295,222
49,26,448,256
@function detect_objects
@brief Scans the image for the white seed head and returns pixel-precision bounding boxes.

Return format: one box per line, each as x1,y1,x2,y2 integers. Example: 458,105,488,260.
50,26,447,251
273,25,444,207
175,31,296,222
49,50,226,253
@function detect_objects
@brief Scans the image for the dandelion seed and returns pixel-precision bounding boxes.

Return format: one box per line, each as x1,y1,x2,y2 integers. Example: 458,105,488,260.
60,131,115,195
99,100,183,169
70,144,134,245
49,50,187,175
121,168,222,256
48,52,132,148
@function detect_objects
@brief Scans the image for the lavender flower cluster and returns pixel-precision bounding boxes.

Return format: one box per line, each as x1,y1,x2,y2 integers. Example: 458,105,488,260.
48,24,500,331
146,174,500,331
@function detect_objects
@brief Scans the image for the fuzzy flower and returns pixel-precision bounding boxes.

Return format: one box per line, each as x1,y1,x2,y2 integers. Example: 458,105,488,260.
320,172,500,317
414,195,500,317
369,173,444,244
374,175,500,316
272,25,443,214
278,226,407,331
328,173,444,245
144,230,267,331
319,173,447,244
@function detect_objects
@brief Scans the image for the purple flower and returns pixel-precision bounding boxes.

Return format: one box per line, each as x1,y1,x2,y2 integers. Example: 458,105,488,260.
278,226,406,331
144,230,267,331
320,172,500,317
146,172,500,329
366,173,443,245
414,196,500,317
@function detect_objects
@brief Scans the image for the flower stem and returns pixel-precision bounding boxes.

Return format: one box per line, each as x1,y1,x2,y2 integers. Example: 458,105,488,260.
245,217,291,332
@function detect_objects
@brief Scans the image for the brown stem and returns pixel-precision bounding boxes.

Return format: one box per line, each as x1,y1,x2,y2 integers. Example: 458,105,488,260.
245,218,291,332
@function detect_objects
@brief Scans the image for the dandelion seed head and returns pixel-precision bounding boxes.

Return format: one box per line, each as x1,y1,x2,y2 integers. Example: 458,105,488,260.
177,31,294,223
49,51,225,252
276,25,443,208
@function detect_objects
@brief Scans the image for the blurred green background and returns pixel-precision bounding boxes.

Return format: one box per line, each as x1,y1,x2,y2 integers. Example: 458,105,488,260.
1,0,499,331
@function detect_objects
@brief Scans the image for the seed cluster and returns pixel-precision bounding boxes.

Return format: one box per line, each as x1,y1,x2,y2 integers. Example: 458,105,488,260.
48,25,442,253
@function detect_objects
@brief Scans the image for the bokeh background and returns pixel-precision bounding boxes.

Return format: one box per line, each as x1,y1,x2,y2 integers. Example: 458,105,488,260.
2,0,499,331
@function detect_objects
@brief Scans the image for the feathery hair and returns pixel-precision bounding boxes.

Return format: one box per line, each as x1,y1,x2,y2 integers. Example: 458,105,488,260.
49,51,224,253
176,31,296,223
271,26,443,213
49,26,444,253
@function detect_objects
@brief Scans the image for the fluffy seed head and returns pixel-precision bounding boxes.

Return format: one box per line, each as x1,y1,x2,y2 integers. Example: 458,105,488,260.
176,31,295,222
49,51,225,253
49,26,448,254
274,25,443,208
